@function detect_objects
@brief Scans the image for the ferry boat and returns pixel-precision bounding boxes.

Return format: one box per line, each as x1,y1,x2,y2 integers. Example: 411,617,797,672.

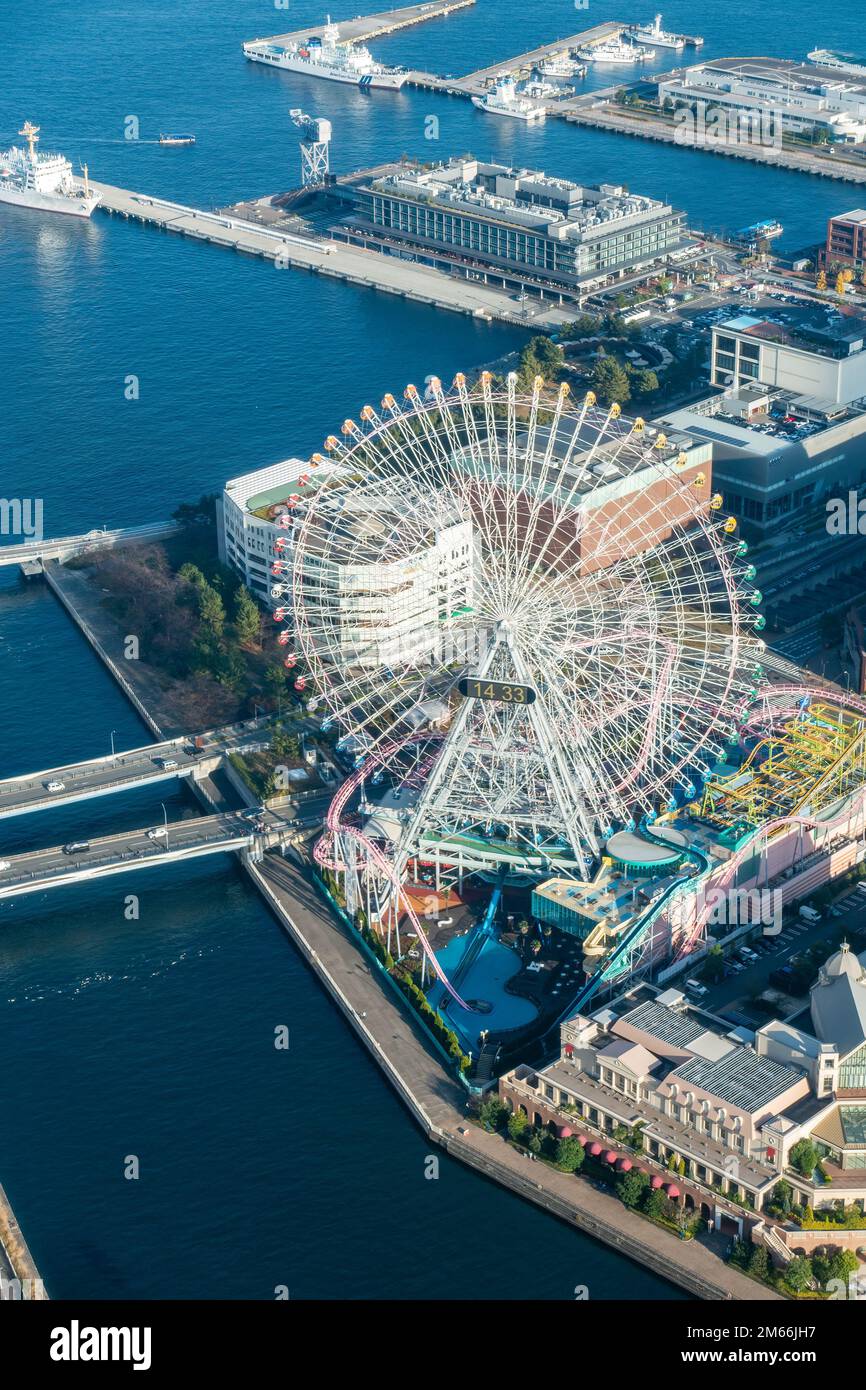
472,77,547,121
631,14,686,51
0,122,99,218
577,37,653,65
243,15,407,89
807,48,866,78
734,219,784,245
159,133,196,146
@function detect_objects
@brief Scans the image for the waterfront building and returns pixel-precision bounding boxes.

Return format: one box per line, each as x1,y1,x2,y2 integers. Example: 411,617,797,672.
656,60,866,144
823,208,866,272
333,157,689,299
655,307,866,535
500,944,866,1240
218,457,321,602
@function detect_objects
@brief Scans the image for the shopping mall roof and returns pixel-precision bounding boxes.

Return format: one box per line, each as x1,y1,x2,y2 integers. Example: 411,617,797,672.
669,1050,803,1113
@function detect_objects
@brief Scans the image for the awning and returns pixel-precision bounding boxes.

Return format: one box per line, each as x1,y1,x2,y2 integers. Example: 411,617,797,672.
589,1142,603,1156
605,1151,618,1165
651,1175,664,1189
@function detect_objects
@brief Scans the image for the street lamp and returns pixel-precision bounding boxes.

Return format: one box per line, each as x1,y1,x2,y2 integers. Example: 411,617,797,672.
160,801,168,850
110,729,117,761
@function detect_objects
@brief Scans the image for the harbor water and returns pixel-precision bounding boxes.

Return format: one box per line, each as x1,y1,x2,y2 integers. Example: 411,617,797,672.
0,0,859,1298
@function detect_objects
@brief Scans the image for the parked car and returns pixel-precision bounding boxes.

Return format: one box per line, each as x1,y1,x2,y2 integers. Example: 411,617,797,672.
155,757,179,770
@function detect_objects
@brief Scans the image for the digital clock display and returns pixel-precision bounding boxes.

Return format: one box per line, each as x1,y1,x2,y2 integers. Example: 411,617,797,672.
457,678,537,705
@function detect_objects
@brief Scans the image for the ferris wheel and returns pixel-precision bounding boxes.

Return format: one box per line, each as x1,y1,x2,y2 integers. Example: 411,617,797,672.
292,371,766,880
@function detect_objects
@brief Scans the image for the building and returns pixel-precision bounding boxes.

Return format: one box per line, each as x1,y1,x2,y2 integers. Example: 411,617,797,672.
500,945,866,1234
709,309,866,405
327,512,474,669
218,457,333,603
655,308,866,535
332,157,689,299
843,607,866,695
823,209,866,272
656,59,866,144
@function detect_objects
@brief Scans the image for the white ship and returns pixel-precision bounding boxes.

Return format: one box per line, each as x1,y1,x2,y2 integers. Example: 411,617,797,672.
577,37,653,65
538,52,582,78
631,14,686,50
808,48,866,78
523,78,575,101
472,77,547,121
0,122,98,218
243,15,407,89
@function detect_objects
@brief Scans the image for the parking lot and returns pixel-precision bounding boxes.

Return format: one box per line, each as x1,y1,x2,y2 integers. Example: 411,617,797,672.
696,887,866,1022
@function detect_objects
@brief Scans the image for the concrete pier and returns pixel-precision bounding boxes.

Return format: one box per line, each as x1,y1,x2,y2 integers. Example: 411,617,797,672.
83,179,571,327
247,0,475,48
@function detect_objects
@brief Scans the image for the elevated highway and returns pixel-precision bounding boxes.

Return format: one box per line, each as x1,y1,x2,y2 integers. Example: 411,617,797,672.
0,810,286,901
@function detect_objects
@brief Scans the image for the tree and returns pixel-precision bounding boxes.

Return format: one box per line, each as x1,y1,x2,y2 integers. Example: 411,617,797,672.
592,356,631,406
527,1128,545,1155
507,1110,529,1143
772,1178,794,1215
173,493,218,527
790,1139,819,1177
617,1170,649,1208
785,1255,813,1294
749,1245,769,1279
479,1097,507,1130
816,269,827,291
555,1136,585,1173
198,583,226,638
264,663,288,700
644,1187,668,1219
633,368,660,397
234,585,261,649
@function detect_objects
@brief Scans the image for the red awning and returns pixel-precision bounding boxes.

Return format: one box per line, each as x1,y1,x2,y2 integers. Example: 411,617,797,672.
589,1142,602,1156
605,1151,618,1165
618,1157,633,1172
666,1184,681,1199
651,1175,664,1189
558,1126,573,1139
577,1135,589,1146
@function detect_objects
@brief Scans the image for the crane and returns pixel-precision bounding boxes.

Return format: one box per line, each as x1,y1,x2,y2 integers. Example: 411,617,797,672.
289,109,332,189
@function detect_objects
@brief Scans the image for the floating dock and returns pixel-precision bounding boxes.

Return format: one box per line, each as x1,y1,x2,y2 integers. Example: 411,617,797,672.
247,0,475,48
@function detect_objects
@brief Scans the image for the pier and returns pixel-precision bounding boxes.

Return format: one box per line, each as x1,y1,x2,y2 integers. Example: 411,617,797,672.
83,179,571,327
247,0,475,49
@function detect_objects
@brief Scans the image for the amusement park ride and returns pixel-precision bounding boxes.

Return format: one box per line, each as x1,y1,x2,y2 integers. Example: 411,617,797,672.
273,370,866,1037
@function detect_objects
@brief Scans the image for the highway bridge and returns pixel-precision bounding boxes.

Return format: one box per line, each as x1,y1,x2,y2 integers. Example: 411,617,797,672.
0,810,276,901
0,521,178,569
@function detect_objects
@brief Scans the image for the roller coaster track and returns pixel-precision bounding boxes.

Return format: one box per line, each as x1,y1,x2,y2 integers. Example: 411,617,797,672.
314,731,479,1012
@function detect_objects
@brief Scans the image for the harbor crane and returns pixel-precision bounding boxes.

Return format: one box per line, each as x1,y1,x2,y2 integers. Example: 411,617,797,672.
289,109,332,189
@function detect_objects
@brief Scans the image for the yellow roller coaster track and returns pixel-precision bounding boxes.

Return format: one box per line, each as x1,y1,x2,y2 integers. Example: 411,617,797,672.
699,702,866,829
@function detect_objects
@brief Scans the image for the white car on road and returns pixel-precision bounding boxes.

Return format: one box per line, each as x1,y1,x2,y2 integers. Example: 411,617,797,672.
44,779,65,792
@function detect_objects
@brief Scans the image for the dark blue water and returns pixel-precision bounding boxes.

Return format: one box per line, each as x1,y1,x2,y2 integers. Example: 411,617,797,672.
0,0,852,1298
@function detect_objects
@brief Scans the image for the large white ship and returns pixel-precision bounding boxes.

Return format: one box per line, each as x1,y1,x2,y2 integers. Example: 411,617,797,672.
0,122,98,218
631,14,686,51
243,15,407,89
808,48,866,79
472,77,546,121
577,37,653,65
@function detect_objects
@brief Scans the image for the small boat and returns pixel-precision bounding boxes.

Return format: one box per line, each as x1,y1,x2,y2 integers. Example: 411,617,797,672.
159,133,196,146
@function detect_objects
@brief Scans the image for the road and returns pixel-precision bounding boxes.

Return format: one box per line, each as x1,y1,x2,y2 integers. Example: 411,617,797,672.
0,810,266,899
0,739,216,819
